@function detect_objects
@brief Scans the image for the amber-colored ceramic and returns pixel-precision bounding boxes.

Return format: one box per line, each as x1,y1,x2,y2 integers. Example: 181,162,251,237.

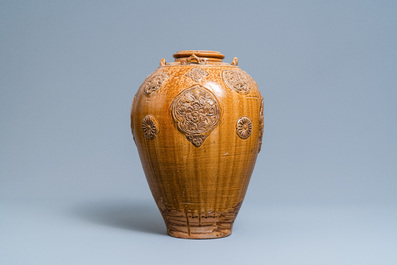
131,50,263,239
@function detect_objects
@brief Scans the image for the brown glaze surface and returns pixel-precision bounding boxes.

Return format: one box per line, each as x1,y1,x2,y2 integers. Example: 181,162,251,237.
131,50,263,239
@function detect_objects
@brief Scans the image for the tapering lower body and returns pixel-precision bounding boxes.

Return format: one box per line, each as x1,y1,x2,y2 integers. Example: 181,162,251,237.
161,203,241,239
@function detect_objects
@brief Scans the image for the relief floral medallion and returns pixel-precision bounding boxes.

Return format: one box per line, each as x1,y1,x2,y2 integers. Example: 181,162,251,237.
258,98,264,152
236,116,253,139
222,70,255,95
142,115,159,140
171,85,220,147
142,72,169,96
185,67,209,82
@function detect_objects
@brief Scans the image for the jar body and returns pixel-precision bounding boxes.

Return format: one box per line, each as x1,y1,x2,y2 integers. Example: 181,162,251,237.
131,51,263,239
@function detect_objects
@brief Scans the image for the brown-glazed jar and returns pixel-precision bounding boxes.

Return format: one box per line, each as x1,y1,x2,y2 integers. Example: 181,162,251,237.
131,50,263,239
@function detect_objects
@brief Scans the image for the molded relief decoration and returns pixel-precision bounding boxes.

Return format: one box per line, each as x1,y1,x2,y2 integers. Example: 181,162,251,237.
160,58,167,66
236,116,252,139
131,95,137,143
185,67,209,82
179,54,207,65
142,115,159,140
171,85,220,147
258,98,264,152
231,57,238,66
142,73,169,96
222,70,254,95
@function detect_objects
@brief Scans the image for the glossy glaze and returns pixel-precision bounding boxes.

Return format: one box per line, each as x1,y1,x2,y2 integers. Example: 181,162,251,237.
131,50,263,239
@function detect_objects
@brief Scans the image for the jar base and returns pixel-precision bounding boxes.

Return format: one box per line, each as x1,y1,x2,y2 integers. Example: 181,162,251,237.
162,208,238,239
167,229,232,239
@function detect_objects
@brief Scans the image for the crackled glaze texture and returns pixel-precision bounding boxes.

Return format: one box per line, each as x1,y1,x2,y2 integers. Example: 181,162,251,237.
131,50,263,239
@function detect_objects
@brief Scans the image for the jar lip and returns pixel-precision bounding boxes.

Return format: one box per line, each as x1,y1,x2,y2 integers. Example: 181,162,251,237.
173,50,225,60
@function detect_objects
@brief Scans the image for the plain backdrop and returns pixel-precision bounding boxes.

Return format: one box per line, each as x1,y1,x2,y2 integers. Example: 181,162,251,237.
1,1,396,264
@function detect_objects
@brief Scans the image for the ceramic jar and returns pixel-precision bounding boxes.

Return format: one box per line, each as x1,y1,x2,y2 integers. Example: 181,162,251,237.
131,50,263,239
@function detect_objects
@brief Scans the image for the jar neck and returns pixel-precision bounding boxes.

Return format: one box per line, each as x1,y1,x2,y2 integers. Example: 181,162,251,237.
173,50,225,64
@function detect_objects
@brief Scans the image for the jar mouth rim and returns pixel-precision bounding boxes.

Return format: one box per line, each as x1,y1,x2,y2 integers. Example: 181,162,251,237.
173,50,225,60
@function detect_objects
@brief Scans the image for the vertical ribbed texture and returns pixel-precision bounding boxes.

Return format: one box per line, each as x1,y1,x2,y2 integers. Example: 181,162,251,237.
132,57,262,239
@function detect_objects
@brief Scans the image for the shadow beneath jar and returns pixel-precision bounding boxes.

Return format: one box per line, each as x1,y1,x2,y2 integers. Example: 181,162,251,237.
72,200,166,235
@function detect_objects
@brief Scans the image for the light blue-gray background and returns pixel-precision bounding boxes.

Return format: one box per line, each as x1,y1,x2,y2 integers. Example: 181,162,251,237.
1,0,396,264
